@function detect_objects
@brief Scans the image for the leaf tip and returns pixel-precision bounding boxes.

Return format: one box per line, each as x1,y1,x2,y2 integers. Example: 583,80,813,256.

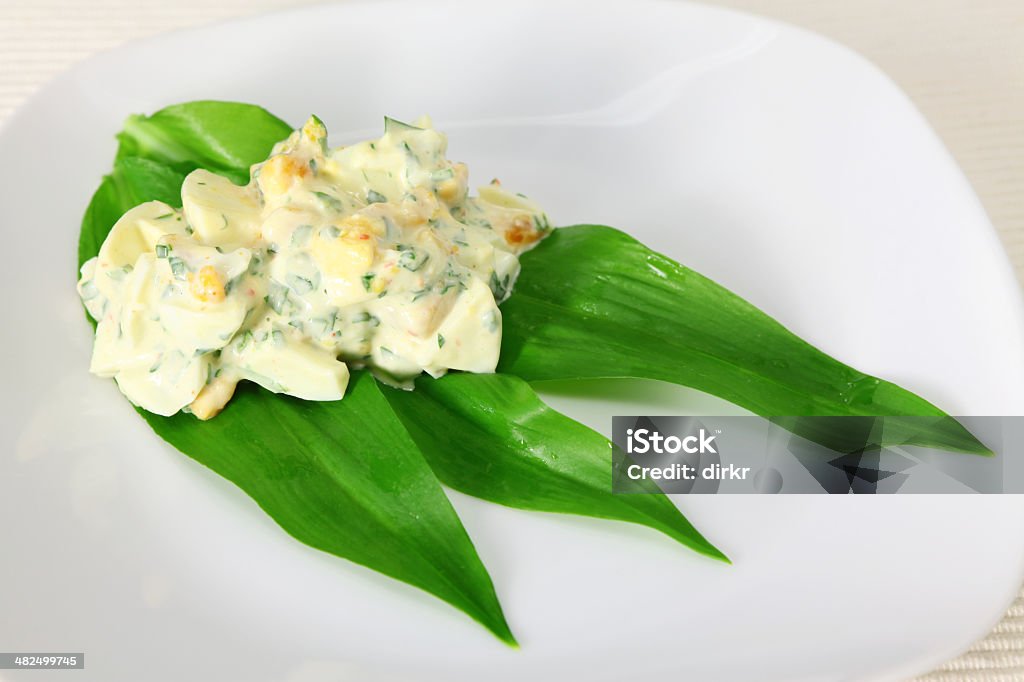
694,541,731,565
488,621,519,648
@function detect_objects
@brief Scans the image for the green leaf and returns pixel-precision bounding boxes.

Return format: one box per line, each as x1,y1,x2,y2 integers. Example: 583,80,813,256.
499,225,989,455
78,103,516,643
81,102,288,268
140,373,515,645
78,156,186,268
117,100,293,185
383,373,728,562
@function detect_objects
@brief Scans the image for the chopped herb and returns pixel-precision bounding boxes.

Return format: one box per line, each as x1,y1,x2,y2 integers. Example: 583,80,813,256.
106,264,133,281
169,256,188,280
148,357,162,373
79,280,99,300
155,243,171,258
399,249,429,272
483,310,499,333
412,288,432,302
267,243,279,254
431,168,455,182
184,224,194,236
267,280,290,314
439,278,467,295
238,330,254,352
353,312,380,327
313,190,343,212
366,189,387,204
286,273,315,295
384,116,422,134
155,212,173,220
221,213,229,230
437,334,445,348
272,329,285,346
224,275,243,296
489,271,512,300
291,224,313,247
361,273,375,292
323,225,341,239
309,158,318,174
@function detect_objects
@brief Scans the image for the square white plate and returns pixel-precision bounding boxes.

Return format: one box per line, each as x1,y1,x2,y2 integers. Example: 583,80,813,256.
2,1,1023,680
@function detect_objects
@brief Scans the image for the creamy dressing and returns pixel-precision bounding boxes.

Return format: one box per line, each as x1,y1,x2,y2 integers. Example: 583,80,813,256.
78,115,550,418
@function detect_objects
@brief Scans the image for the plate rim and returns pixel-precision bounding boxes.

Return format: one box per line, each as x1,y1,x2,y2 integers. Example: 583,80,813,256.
2,1,1023,679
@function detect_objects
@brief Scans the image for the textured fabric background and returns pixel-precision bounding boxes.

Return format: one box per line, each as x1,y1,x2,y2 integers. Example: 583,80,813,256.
2,0,1021,679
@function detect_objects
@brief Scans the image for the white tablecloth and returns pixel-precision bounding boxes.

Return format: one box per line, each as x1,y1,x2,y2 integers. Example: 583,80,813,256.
3,1,1022,678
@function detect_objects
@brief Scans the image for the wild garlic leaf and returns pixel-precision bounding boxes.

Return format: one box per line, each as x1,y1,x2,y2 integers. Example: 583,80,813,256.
117,100,293,185
79,102,515,643
383,373,728,562
140,375,515,644
499,225,989,455
78,156,185,268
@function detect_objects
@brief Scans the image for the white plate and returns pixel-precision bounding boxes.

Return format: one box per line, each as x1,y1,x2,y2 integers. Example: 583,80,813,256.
2,1,1023,680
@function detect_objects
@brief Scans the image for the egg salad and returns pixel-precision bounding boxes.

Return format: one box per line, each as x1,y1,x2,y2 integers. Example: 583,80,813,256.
77,115,551,419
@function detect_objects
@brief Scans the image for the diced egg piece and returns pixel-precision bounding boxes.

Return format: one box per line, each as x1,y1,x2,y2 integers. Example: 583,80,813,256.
431,277,502,374
115,352,210,417
181,170,261,248
94,201,187,299
223,332,349,401
311,218,376,281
